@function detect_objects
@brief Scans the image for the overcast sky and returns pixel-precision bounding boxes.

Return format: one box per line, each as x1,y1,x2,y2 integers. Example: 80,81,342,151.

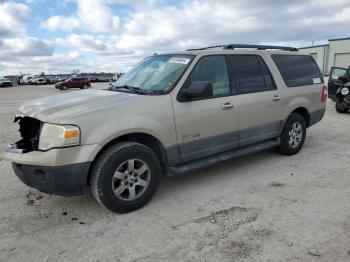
0,0,349,75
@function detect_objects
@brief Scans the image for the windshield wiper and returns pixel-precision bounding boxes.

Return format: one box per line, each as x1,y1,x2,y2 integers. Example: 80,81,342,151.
113,85,147,94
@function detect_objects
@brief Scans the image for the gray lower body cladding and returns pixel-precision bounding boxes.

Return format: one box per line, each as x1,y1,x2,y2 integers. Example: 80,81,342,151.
12,162,91,196
168,138,280,176
166,108,325,169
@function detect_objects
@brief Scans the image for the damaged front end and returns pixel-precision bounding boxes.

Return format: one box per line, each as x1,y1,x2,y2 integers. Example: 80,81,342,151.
11,113,42,153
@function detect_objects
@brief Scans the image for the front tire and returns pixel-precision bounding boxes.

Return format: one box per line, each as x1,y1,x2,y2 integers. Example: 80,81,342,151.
90,142,161,213
275,113,306,156
61,85,67,91
335,100,348,113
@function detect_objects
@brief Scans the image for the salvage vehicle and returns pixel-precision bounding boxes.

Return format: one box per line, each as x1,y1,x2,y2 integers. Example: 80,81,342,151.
55,76,91,90
328,66,350,100
335,81,350,113
0,77,13,87
328,66,350,113
0,44,327,213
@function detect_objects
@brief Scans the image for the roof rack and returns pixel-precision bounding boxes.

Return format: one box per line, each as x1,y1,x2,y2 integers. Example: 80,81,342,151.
186,45,227,51
187,44,298,52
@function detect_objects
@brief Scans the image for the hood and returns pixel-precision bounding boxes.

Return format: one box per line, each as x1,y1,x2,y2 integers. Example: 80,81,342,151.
19,89,153,123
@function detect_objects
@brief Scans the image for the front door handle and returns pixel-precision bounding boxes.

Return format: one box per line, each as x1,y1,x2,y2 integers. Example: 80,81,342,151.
222,102,234,110
273,95,281,102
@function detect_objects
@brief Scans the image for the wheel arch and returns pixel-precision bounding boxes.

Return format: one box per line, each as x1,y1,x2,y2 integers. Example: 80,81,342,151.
291,107,310,127
87,132,169,184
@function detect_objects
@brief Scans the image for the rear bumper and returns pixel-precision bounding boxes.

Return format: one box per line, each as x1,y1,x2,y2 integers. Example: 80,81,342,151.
12,162,91,196
309,108,326,127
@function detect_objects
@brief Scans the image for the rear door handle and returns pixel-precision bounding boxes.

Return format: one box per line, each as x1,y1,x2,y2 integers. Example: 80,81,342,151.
273,95,281,102
222,102,234,110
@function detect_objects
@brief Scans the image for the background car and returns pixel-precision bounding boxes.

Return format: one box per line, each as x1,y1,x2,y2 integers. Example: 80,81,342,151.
19,75,33,85
0,78,13,88
55,76,91,90
328,66,350,100
32,77,48,85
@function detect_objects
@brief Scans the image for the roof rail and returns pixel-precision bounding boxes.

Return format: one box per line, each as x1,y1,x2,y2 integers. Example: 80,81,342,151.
186,44,298,52
186,45,227,51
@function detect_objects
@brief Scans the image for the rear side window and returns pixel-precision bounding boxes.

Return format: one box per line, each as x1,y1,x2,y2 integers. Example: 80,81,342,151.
272,55,323,87
229,55,276,95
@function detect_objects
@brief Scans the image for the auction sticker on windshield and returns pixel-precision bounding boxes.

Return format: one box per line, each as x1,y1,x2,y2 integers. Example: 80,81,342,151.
169,57,191,64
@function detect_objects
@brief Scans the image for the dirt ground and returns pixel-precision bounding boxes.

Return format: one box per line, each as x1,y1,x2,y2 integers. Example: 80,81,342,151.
0,84,350,262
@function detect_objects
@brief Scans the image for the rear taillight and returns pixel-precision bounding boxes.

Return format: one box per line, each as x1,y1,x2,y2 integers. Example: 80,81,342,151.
321,85,328,102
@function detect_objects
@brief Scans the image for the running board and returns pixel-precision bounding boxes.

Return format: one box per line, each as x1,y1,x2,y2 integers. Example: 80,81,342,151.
167,138,280,176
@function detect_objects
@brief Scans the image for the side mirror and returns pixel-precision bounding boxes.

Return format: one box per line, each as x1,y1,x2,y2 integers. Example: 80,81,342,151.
180,81,213,101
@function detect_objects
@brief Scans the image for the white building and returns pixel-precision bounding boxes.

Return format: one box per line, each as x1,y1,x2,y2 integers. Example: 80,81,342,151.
299,37,350,75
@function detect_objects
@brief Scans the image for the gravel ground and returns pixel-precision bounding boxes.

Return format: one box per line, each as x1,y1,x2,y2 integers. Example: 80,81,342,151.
0,84,350,262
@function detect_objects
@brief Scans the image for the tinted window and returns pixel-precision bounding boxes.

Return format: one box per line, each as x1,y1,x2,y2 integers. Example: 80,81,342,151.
187,56,230,96
272,55,323,87
229,55,275,94
257,56,276,90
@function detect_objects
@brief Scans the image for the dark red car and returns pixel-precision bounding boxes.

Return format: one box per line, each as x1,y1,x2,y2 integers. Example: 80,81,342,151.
55,76,91,90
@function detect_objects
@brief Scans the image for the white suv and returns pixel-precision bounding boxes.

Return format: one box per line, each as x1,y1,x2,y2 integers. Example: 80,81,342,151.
1,44,327,213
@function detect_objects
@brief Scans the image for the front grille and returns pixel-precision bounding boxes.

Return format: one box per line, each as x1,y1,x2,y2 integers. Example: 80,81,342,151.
13,117,42,152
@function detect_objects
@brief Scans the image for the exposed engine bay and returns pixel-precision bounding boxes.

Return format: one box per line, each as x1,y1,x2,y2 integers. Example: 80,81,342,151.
12,116,42,152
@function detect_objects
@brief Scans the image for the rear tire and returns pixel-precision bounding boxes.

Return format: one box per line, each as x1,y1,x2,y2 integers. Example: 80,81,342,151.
335,100,348,113
90,142,161,213
81,84,88,89
275,113,306,156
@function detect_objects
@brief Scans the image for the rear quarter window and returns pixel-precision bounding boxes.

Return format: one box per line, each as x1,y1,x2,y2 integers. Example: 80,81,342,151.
272,55,323,87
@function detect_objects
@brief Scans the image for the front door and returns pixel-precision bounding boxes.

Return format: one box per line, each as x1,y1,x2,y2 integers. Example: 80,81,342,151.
171,55,239,163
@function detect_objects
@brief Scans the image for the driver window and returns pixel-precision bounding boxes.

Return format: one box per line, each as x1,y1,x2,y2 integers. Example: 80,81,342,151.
188,56,230,96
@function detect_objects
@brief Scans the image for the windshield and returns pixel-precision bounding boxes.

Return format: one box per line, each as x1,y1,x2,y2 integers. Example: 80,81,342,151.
110,55,193,94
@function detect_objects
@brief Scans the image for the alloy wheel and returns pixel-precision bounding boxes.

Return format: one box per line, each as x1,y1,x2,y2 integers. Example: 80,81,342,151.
112,159,151,201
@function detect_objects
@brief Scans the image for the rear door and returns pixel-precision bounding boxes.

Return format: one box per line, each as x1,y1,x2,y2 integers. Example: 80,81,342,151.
328,67,348,99
72,78,81,88
73,78,81,88
228,55,284,147
66,79,74,88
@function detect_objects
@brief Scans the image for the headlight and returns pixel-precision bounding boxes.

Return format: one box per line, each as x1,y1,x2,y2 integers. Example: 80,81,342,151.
341,87,349,96
38,123,80,151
